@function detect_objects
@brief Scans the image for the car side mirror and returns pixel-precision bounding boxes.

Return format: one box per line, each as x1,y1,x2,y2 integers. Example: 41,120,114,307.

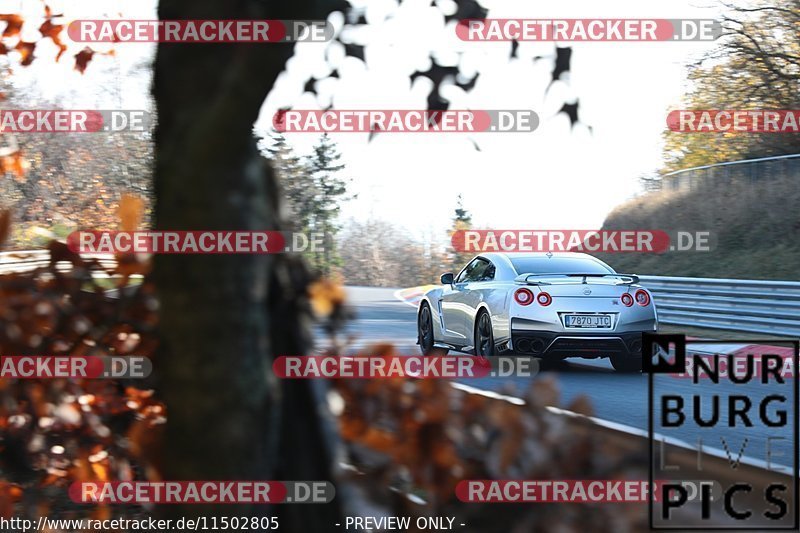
441,272,454,285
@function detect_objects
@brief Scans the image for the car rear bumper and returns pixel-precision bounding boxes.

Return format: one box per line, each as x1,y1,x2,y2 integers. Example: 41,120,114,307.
508,330,644,358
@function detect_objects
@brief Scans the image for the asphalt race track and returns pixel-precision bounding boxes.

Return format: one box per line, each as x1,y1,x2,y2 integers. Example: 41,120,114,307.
330,286,795,472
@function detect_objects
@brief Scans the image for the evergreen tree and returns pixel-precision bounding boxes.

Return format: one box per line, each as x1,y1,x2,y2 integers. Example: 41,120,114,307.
264,133,317,233
305,134,352,276
450,194,473,271
453,194,472,228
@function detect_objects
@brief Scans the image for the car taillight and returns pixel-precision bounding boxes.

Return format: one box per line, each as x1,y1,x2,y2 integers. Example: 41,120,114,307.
620,293,634,307
635,289,651,306
537,291,552,306
514,288,534,306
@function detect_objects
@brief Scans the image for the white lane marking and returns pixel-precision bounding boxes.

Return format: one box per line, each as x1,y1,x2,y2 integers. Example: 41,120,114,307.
453,382,789,473
450,382,525,405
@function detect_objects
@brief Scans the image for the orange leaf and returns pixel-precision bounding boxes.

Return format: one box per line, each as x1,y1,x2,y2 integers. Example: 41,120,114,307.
118,193,144,231
39,20,66,61
90,462,109,482
69,455,93,483
1,152,28,180
0,209,10,249
308,279,346,316
74,47,94,74
0,483,22,519
14,41,35,66
0,15,24,38
361,427,396,452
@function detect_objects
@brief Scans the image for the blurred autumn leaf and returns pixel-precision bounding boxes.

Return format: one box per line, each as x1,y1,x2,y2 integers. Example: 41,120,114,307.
39,5,66,62
1,151,29,180
0,483,22,519
39,23,65,62
0,212,162,519
118,194,145,232
74,47,114,75
0,5,109,72
74,47,94,74
112,194,151,286
0,14,24,39
309,278,346,316
13,41,35,66
332,343,648,531
0,209,10,249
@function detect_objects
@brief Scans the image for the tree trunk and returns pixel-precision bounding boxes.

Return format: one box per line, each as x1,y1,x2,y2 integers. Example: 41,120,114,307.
152,0,343,529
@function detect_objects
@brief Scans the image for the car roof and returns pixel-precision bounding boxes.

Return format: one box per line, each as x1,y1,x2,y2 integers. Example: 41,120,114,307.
475,252,612,277
479,252,598,262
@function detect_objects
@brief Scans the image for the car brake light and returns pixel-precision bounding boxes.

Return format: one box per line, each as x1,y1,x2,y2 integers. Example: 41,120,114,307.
537,291,552,306
514,288,534,306
620,293,634,307
635,289,650,306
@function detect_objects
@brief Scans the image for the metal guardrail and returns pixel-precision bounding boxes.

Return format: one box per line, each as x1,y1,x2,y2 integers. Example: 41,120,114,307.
0,249,117,275
3,250,798,337
644,153,800,193
640,275,800,337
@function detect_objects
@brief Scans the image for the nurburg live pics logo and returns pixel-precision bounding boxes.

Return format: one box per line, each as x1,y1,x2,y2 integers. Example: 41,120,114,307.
645,333,799,530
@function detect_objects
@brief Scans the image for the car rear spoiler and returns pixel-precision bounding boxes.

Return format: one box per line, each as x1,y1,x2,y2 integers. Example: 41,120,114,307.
514,273,641,285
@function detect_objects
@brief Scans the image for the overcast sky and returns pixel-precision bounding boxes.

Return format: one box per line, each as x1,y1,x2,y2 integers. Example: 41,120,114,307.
6,0,727,243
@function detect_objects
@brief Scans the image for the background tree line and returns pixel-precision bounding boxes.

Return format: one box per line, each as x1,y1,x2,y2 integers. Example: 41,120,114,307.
610,0,800,280
337,194,475,287
266,133,475,287
0,79,153,247
264,133,350,277
660,0,800,173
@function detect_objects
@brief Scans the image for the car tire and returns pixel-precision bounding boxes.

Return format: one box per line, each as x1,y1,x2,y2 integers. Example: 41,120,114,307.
474,310,496,357
610,352,642,373
418,302,445,355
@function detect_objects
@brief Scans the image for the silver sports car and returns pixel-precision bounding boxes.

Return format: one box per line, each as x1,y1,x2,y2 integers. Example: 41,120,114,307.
417,252,657,372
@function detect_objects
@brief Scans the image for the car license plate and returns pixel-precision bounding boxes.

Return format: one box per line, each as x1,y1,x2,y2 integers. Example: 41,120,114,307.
565,314,612,328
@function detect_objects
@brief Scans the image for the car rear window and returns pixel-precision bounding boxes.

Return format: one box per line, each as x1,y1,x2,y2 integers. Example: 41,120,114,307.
510,257,614,275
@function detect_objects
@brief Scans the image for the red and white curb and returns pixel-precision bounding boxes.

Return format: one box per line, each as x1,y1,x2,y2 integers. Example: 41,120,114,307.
393,285,437,308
